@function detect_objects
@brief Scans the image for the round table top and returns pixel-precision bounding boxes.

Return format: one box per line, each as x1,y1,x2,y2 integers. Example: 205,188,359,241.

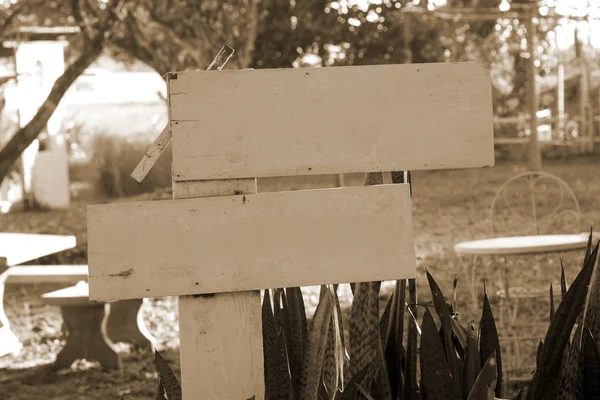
454,233,590,256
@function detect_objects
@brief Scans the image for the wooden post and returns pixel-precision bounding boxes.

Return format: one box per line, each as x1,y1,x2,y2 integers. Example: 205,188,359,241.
174,179,264,399
526,11,542,171
166,66,264,398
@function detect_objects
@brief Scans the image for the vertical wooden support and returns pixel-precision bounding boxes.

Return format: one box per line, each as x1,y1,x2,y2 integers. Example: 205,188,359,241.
526,12,541,171
168,70,263,400
174,179,264,399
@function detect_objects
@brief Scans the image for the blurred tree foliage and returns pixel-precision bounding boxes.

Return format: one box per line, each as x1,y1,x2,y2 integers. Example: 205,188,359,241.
251,0,445,69
110,0,260,74
0,0,261,184
1,0,260,71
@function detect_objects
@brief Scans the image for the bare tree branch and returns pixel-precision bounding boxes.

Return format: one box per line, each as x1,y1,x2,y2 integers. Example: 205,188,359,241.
0,2,23,38
0,0,125,183
71,0,94,41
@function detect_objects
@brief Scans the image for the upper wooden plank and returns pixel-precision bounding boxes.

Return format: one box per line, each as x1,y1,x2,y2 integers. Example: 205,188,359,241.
87,184,416,302
169,62,494,181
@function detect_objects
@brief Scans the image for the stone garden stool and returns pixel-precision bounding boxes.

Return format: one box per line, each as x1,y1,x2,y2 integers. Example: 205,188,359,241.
41,281,154,370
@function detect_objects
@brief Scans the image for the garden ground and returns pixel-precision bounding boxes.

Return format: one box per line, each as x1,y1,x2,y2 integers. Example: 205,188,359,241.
0,157,598,399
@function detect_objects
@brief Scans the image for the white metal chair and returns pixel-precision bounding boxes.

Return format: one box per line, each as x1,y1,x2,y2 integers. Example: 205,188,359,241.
490,171,580,237
489,171,581,388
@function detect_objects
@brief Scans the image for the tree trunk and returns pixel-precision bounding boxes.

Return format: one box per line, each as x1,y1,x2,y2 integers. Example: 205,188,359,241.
0,40,104,183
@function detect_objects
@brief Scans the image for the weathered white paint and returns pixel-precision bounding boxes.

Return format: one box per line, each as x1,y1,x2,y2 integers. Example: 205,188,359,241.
169,62,494,181
179,291,264,399
87,184,415,301
174,172,264,400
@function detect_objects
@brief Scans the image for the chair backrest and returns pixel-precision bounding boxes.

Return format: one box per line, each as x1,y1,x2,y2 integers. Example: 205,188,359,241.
490,171,581,236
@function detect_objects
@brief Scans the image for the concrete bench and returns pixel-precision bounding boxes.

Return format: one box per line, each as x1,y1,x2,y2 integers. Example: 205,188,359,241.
42,282,121,370
1,265,155,361
5,265,88,284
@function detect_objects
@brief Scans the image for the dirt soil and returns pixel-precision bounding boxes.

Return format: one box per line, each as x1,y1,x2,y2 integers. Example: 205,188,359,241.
1,158,599,399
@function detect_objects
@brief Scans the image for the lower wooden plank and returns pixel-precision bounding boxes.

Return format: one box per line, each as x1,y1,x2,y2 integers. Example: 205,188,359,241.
87,184,416,301
179,292,264,399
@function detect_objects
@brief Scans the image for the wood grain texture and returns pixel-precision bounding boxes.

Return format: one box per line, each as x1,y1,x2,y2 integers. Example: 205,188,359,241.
86,184,416,301
172,178,257,199
173,173,264,400
179,292,264,400
169,62,495,181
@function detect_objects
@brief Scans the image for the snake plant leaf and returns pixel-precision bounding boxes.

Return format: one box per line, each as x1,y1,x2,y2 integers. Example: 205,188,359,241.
581,238,600,347
273,288,284,328
404,279,419,400
322,299,337,398
585,228,594,262
349,282,392,400
156,380,167,400
512,387,524,400
464,322,482,400
299,286,333,400
338,363,375,400
356,383,379,400
263,289,292,400
384,280,407,400
349,282,383,379
479,290,502,398
582,329,600,400
380,292,393,349
322,285,346,397
317,383,330,400
451,317,468,354
154,350,182,400
466,352,497,400
427,271,462,399
421,308,454,400
532,241,599,400
284,287,308,396
560,261,568,300
555,318,583,400
550,284,555,323
524,341,544,400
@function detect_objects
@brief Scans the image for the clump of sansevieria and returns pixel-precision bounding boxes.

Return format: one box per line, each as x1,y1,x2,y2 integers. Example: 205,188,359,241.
150,231,600,400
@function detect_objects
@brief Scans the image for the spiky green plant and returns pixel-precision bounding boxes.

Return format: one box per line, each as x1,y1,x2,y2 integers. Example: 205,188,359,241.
151,231,600,400
258,272,505,400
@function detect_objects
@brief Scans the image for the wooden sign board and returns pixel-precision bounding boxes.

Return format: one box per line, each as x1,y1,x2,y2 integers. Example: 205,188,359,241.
87,184,414,302
169,62,494,181
87,61,495,399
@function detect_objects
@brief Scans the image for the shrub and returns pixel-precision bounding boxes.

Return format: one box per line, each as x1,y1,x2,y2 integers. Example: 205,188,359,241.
78,134,172,199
